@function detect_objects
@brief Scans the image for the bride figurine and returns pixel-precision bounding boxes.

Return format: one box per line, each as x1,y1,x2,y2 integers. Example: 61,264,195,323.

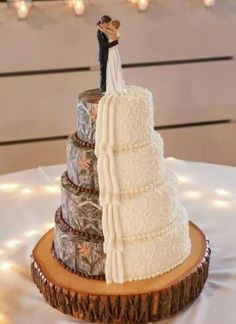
97,20,127,95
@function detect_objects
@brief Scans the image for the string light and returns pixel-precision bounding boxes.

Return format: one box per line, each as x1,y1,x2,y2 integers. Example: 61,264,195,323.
166,157,176,161
21,188,33,195
4,240,21,249
5,0,215,21
178,176,191,184
215,189,230,197
203,0,215,7
44,222,54,230
66,0,76,8
73,0,86,16
24,230,39,237
0,261,13,271
213,200,230,208
17,0,31,19
183,190,202,199
138,0,149,11
0,312,9,324
0,183,20,191
44,185,60,193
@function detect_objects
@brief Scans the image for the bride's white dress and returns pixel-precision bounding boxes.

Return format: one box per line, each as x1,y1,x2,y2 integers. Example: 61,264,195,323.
105,32,127,95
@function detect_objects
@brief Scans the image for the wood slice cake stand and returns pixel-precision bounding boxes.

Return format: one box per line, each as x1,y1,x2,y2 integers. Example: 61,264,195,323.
31,222,211,323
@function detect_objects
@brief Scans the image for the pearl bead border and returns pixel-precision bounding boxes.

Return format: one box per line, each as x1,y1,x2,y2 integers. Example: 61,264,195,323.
123,204,185,244
124,245,192,282
72,131,163,154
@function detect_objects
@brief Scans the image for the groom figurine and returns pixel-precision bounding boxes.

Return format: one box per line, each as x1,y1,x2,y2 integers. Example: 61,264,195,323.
97,15,119,94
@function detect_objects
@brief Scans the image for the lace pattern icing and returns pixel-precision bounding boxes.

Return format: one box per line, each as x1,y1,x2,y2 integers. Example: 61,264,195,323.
55,192,191,281
120,176,179,238
95,94,125,283
61,166,181,242
67,130,165,194
94,85,191,283
76,85,155,146
114,86,155,146
123,206,191,281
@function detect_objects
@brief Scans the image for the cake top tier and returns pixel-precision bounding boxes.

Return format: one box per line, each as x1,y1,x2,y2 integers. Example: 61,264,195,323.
76,85,155,146
78,89,103,104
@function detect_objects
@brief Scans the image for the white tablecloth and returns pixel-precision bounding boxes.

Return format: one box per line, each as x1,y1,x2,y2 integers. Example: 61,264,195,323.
0,158,236,324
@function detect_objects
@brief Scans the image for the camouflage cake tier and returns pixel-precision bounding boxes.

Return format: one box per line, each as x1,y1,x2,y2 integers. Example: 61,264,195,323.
61,171,102,237
76,89,102,145
66,132,98,191
52,89,105,279
53,206,105,279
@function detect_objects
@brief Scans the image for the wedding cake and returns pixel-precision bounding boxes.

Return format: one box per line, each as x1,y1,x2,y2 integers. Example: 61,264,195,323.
52,85,192,284
31,84,210,322
30,16,210,321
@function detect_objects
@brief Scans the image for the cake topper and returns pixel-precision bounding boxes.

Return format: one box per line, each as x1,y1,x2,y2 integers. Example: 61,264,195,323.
97,15,126,95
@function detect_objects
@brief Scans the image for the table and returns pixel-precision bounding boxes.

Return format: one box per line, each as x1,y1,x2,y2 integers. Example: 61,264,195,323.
0,158,236,324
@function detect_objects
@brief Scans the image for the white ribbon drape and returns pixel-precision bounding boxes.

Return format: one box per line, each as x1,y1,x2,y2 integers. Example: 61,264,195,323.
95,94,124,284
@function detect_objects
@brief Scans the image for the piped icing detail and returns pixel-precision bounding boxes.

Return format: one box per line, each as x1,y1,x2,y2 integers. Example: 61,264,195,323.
93,85,191,284
95,94,125,284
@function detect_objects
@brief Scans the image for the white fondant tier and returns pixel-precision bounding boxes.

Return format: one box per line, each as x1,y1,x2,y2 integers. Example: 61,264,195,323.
66,129,165,195
61,166,178,239
94,84,191,284
95,86,155,152
122,203,191,282
115,132,165,193
119,167,180,240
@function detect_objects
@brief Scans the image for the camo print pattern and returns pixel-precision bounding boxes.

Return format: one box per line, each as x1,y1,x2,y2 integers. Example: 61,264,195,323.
76,89,102,144
54,207,105,277
67,132,99,191
61,171,103,236
76,101,97,144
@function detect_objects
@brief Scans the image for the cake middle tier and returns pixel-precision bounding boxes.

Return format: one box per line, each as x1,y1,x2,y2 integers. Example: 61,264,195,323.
54,201,191,281
61,171,102,237
67,131,165,192
61,168,180,239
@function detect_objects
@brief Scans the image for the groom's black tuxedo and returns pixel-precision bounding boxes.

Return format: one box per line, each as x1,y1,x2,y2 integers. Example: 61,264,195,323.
97,29,118,92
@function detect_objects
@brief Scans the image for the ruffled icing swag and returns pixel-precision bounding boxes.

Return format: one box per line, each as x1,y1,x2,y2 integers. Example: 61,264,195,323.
94,93,125,284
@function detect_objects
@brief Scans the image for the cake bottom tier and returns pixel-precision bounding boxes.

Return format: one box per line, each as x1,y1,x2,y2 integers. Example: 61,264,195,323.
53,202,191,282
31,223,210,323
53,206,105,279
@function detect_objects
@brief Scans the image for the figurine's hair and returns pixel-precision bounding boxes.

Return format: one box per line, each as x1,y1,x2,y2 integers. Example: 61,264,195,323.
100,15,112,24
112,20,121,29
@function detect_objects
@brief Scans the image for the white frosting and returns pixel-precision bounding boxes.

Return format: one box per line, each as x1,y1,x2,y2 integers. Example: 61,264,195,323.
95,94,125,283
94,85,191,284
123,203,191,281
